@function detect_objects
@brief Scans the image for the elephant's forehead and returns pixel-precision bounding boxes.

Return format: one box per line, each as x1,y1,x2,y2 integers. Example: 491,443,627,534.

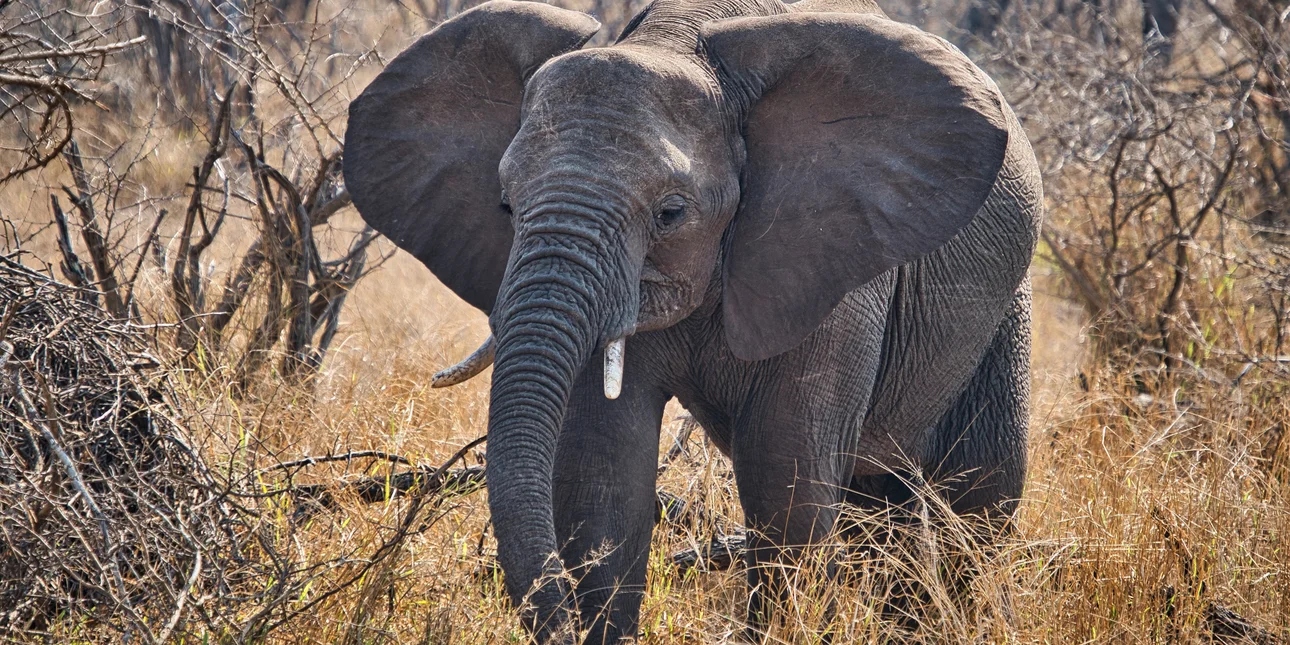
503,112,693,181
508,49,718,172
525,47,717,119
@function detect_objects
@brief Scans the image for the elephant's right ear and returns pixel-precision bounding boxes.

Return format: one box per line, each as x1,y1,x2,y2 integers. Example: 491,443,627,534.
344,1,599,313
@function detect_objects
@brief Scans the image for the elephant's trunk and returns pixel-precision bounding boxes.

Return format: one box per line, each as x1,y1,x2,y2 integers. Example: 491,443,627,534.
485,215,637,640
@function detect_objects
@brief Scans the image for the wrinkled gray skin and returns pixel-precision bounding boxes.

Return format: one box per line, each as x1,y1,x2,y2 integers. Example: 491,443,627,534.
343,0,1043,641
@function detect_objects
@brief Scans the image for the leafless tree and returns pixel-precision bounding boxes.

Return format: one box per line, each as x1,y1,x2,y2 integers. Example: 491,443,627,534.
986,0,1289,388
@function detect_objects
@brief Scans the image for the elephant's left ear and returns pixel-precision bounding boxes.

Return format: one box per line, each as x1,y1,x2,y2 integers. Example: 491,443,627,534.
701,13,1009,361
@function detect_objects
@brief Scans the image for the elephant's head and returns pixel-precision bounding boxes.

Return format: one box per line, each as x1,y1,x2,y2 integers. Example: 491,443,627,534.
344,0,1007,637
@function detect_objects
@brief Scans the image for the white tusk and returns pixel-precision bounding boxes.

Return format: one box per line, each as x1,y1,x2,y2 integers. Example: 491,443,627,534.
432,336,496,388
603,337,625,400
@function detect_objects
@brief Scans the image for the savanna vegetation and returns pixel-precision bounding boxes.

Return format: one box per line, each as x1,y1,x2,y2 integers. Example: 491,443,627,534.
1,0,1287,642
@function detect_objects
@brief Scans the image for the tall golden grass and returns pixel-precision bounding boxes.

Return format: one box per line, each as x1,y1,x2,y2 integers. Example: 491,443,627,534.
85,257,1278,644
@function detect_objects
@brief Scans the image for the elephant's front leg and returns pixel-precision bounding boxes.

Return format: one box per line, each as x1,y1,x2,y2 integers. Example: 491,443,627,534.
731,385,874,638
729,310,885,639
552,347,668,644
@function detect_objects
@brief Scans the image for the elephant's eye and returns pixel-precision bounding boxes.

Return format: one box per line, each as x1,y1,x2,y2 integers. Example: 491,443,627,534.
656,196,687,229
499,191,513,217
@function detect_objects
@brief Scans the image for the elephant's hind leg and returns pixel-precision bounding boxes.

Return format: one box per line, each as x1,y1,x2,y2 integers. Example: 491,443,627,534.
923,279,1031,522
839,280,1031,532
893,280,1032,630
837,282,1031,634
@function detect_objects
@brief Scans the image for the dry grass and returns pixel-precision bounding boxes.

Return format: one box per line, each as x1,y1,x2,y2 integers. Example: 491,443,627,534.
112,256,1277,644
145,261,1288,644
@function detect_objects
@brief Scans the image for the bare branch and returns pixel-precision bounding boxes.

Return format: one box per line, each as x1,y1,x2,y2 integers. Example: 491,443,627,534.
0,35,145,65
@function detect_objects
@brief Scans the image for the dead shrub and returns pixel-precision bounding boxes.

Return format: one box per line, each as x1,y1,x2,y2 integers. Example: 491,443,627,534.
0,253,241,641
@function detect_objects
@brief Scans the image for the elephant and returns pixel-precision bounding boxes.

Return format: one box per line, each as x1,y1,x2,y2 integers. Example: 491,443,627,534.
343,0,1043,641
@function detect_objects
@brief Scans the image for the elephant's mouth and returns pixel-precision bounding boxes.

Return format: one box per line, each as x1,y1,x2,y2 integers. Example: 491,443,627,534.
636,259,695,333
640,261,670,286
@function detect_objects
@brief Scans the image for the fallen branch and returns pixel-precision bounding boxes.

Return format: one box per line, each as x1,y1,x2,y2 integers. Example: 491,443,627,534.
0,255,246,641
271,450,417,472
291,465,487,516
672,534,746,573
285,436,488,517
1207,602,1286,645
657,414,699,475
